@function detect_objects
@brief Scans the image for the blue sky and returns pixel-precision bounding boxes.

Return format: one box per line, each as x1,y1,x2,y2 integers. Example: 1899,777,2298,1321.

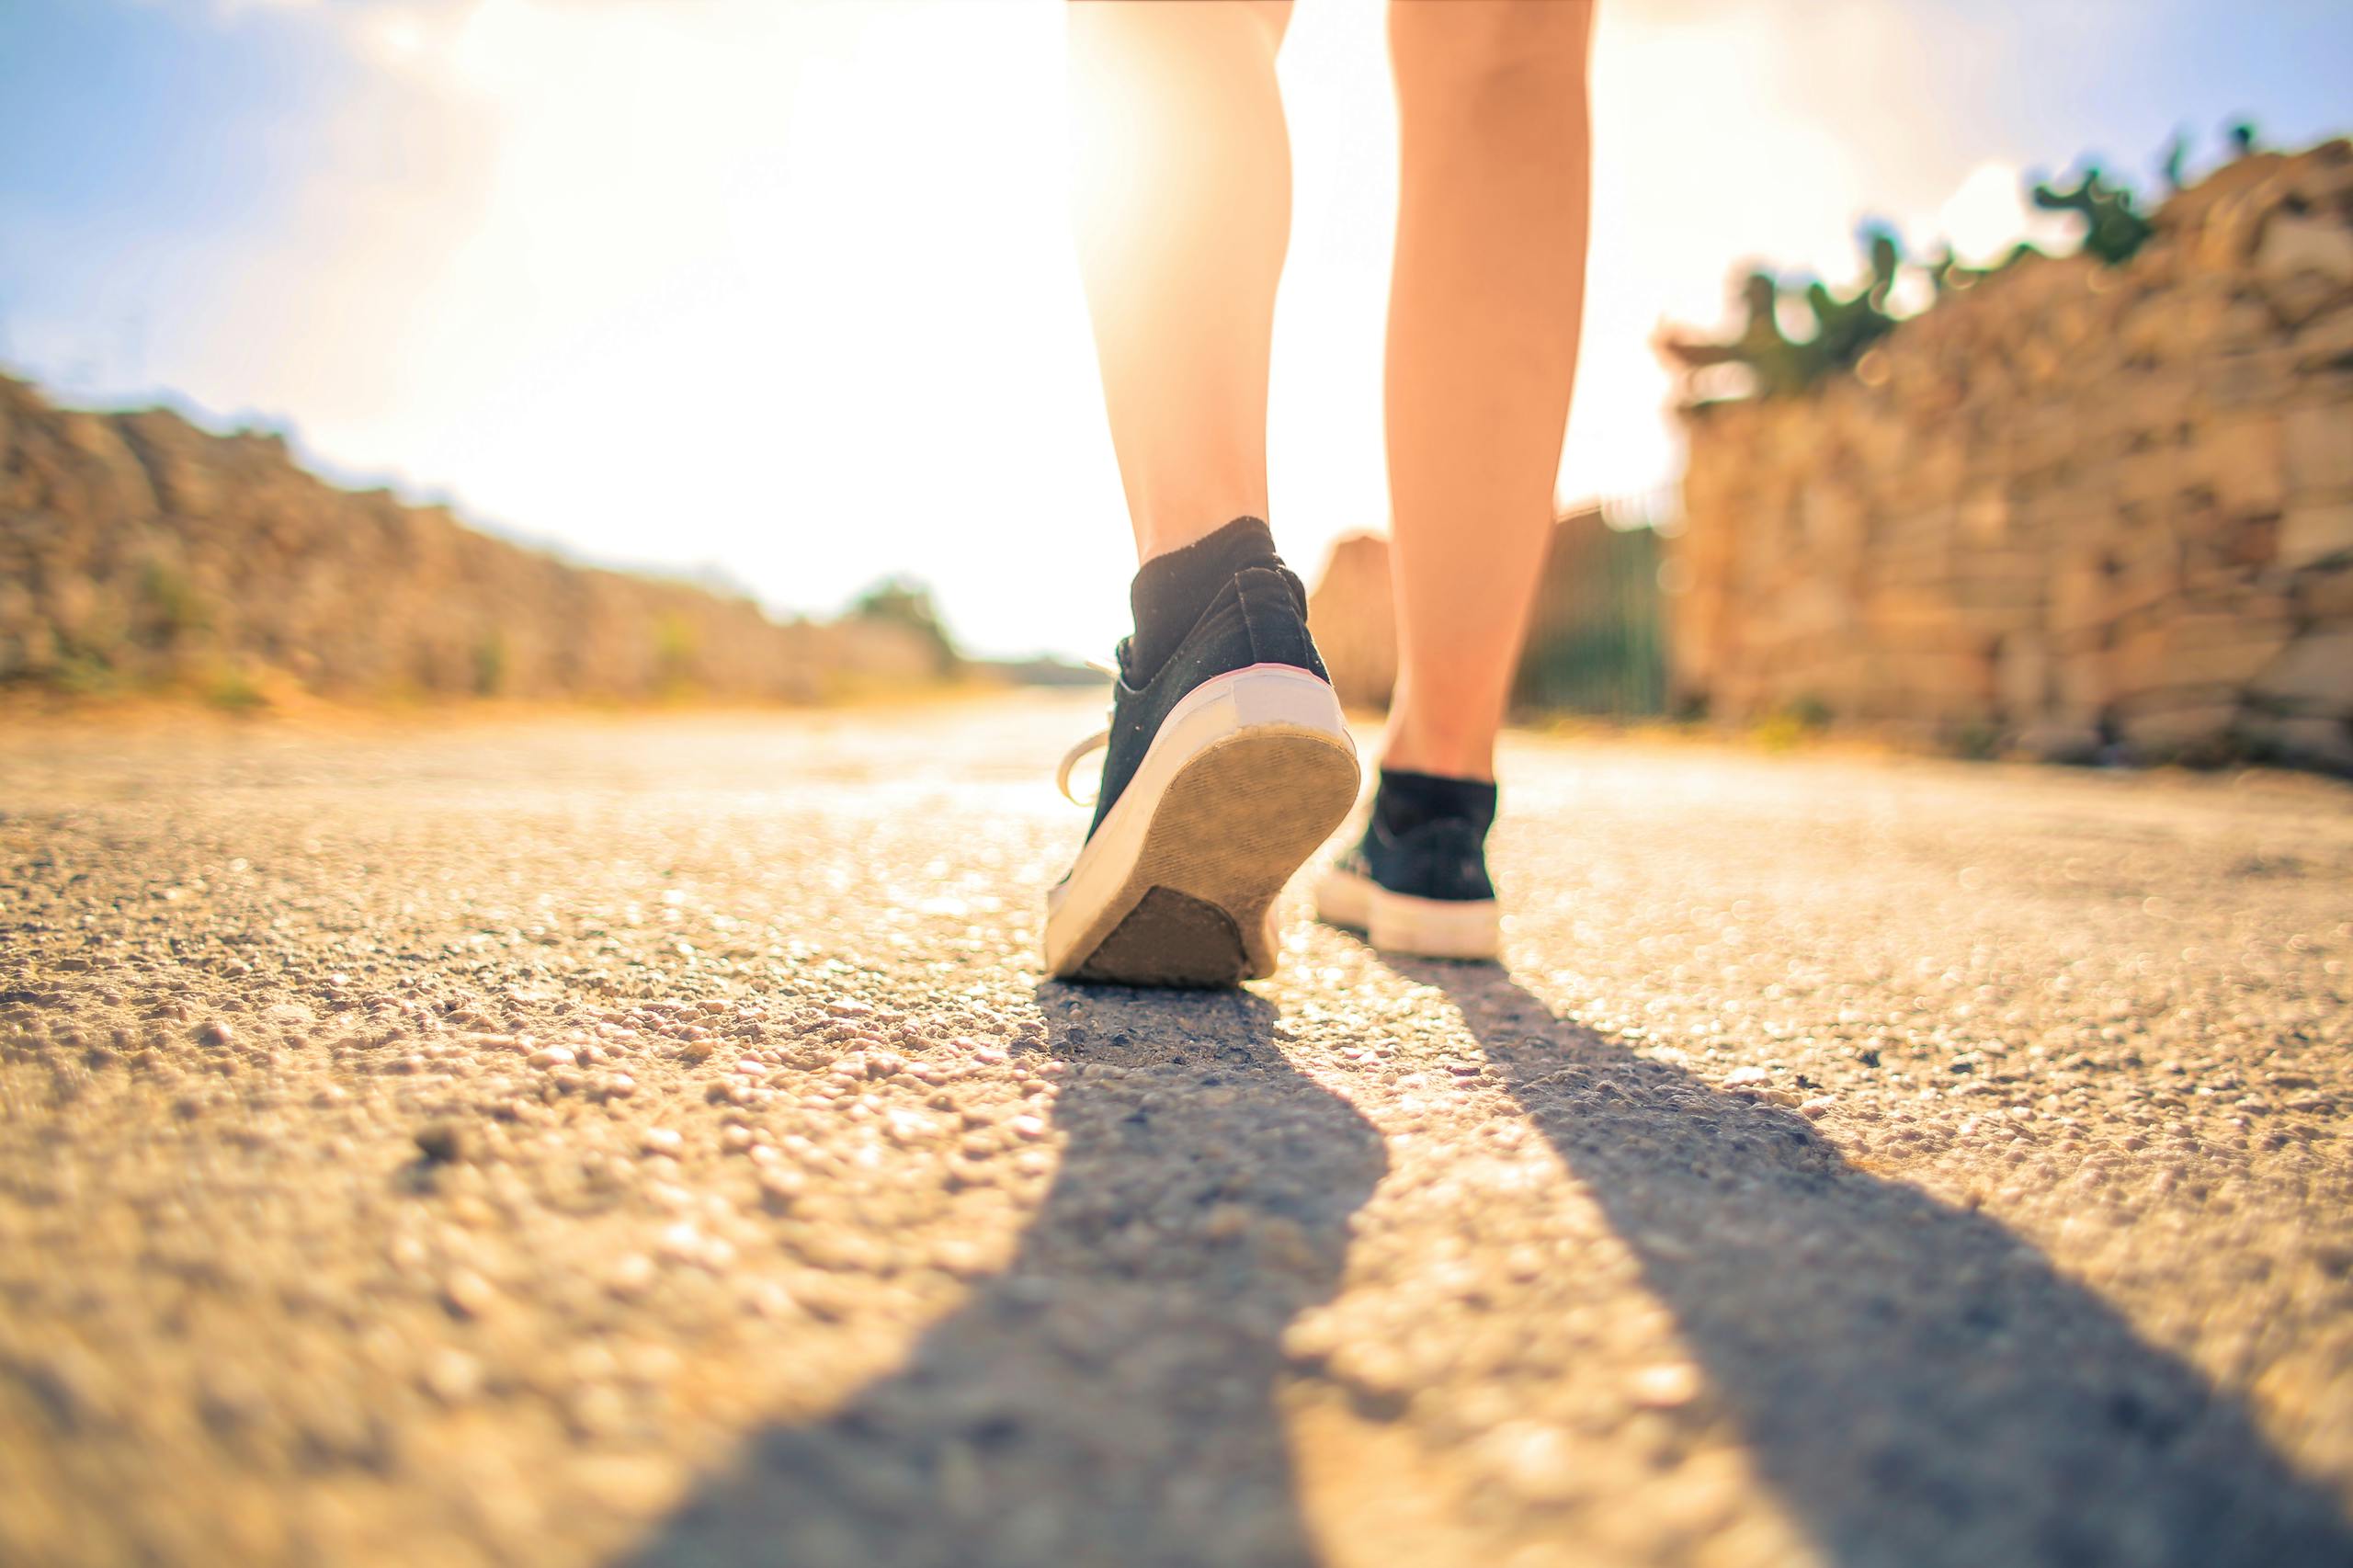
3,0,2347,659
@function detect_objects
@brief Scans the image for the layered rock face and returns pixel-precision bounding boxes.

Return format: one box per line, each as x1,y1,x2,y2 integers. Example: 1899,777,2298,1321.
1671,142,2353,769
0,377,938,702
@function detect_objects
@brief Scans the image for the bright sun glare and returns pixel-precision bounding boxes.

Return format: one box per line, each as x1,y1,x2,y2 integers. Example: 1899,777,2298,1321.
10,0,2106,660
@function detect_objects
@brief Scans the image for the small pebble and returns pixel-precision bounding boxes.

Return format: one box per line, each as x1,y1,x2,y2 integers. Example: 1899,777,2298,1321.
1483,1421,1583,1506
642,1128,684,1155
1629,1361,1701,1409
608,1254,658,1299
422,1346,483,1404
1202,1204,1249,1242
441,1269,496,1319
566,1384,628,1437
757,1169,805,1211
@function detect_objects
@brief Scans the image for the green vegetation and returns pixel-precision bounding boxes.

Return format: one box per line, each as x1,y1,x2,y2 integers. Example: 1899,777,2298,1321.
1750,699,1833,754
199,665,268,713
653,613,698,696
1787,694,1835,731
1664,120,2262,398
2027,167,2154,267
49,644,124,699
850,576,961,677
472,631,508,698
1953,720,2003,762
135,559,210,647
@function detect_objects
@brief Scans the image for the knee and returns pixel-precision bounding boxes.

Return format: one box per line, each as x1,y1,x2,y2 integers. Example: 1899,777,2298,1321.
1392,0,1591,100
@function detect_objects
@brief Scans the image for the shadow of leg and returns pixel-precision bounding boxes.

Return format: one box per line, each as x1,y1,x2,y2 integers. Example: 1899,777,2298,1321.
1396,960,2353,1568
626,985,1386,1568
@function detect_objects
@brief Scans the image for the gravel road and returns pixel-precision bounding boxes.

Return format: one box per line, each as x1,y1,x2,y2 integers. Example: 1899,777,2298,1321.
4,695,2351,1567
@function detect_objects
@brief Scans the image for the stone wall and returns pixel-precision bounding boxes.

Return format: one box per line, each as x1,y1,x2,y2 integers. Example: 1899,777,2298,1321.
1670,142,2353,770
0,376,940,703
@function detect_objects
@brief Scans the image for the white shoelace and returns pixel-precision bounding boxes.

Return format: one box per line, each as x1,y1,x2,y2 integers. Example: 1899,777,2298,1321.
1055,729,1109,807
1055,658,1123,807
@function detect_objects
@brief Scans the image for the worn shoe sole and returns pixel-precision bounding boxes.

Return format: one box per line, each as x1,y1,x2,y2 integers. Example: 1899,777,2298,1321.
1314,865,1502,961
1045,665,1358,986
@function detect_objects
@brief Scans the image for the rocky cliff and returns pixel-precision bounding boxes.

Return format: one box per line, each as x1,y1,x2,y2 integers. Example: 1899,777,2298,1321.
1670,141,2353,769
0,376,939,704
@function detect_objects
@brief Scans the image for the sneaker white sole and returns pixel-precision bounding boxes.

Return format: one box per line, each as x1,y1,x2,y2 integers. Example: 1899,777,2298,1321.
1314,865,1502,961
1045,664,1359,986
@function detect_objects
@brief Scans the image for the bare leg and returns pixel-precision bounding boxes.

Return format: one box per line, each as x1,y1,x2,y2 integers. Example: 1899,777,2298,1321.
1067,0,1293,564
1382,0,1593,779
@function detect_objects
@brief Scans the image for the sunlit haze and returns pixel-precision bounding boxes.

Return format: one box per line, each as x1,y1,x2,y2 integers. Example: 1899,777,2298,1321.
4,0,2347,658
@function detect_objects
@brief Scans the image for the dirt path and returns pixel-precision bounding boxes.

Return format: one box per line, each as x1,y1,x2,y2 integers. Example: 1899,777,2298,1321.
4,697,2350,1566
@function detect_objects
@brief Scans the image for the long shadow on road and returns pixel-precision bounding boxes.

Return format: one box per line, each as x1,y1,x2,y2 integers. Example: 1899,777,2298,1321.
1400,960,2353,1568
629,985,1386,1568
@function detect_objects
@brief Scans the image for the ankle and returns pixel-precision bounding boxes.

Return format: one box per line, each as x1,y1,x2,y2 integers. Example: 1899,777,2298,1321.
1381,690,1506,780
1379,729,1496,783
1136,511,1260,565
1126,517,1283,682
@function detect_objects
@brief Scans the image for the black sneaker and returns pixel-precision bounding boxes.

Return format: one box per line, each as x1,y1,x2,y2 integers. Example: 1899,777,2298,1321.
1315,769,1502,960
1045,562,1358,986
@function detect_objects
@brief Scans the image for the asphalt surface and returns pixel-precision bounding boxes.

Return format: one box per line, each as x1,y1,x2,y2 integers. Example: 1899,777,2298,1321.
3,694,2350,1567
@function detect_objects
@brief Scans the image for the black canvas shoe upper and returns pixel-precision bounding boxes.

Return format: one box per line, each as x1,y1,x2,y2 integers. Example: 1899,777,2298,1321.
1084,558,1331,839
1128,517,1283,680
1335,768,1497,902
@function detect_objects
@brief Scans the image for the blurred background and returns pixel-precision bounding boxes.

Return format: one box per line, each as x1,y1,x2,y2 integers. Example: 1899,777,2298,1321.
2,0,2348,758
